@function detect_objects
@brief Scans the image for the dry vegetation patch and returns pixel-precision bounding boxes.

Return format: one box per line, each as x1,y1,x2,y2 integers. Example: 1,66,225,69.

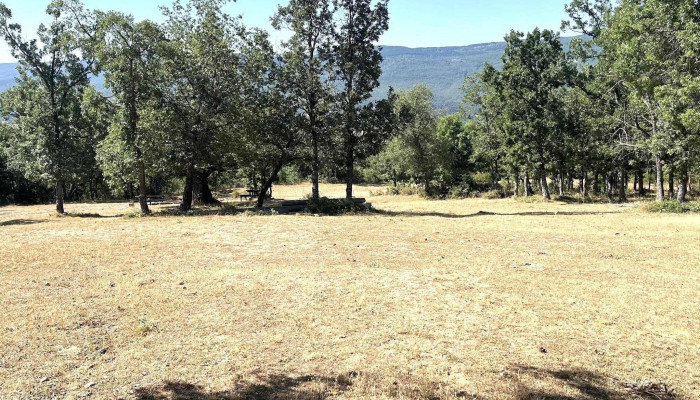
1,185,699,399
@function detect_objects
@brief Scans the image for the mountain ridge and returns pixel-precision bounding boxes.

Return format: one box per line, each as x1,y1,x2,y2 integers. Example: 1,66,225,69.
0,36,585,112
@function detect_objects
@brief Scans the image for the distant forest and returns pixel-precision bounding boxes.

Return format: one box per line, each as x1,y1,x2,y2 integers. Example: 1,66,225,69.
0,0,698,214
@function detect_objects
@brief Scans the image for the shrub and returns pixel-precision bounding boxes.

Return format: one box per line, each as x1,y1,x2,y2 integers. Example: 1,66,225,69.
483,189,505,199
471,172,493,188
305,197,372,215
447,186,468,199
646,201,700,214
370,184,421,197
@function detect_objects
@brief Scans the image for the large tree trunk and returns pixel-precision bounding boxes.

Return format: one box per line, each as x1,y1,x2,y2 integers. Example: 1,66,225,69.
180,166,194,212
668,166,675,199
637,168,646,196
137,160,151,215
257,163,285,208
193,171,218,206
514,169,521,197
55,177,65,214
655,155,665,201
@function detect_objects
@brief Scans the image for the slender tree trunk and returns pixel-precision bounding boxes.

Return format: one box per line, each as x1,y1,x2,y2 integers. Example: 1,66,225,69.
55,177,65,214
568,172,574,191
581,171,588,197
637,168,645,196
180,166,194,212
593,171,600,194
345,137,354,200
523,171,531,197
618,167,627,203
668,166,675,199
558,167,564,196
514,169,521,197
605,173,614,203
137,160,150,215
309,107,321,202
677,162,689,203
655,154,665,201
539,165,550,200
540,176,550,200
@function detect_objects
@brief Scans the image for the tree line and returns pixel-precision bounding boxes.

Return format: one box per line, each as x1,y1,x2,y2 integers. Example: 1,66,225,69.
0,0,392,214
1,0,698,214
367,0,699,203
455,0,700,202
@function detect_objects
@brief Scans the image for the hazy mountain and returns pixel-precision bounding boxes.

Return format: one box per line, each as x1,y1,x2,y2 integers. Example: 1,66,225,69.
377,36,584,112
0,36,584,113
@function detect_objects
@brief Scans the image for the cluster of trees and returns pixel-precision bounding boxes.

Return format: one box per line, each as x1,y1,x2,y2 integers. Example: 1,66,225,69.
2,0,698,211
455,0,700,202
0,0,393,213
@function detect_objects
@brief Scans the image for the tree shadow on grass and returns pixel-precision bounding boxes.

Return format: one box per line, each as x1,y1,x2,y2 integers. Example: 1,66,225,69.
375,210,623,219
509,365,682,400
134,374,355,400
0,219,46,226
132,367,684,400
62,212,125,218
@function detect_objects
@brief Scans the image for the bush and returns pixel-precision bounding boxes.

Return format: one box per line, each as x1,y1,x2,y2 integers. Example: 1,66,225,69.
645,201,700,214
370,184,421,197
447,186,468,199
483,189,506,199
305,197,372,215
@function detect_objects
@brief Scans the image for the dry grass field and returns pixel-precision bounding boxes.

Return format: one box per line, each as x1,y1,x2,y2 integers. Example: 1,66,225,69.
1,184,699,400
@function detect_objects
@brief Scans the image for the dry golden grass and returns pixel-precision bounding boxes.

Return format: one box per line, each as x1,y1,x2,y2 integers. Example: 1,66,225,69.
1,184,699,400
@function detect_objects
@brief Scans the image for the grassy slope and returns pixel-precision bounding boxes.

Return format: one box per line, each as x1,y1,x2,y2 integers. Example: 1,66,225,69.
1,184,698,400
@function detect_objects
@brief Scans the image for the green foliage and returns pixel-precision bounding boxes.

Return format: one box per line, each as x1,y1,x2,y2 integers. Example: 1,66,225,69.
305,197,372,215
330,0,391,198
392,85,450,191
273,0,335,201
646,201,700,214
0,0,100,212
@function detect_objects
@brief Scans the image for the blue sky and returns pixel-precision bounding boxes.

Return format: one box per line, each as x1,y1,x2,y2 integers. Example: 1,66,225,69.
0,0,572,62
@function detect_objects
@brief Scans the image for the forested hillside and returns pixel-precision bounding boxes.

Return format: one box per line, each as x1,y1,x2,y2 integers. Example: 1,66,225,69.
379,36,583,111
0,37,583,112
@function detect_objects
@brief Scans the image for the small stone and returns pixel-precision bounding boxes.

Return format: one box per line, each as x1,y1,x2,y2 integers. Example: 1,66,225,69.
40,376,49,383
85,381,96,388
